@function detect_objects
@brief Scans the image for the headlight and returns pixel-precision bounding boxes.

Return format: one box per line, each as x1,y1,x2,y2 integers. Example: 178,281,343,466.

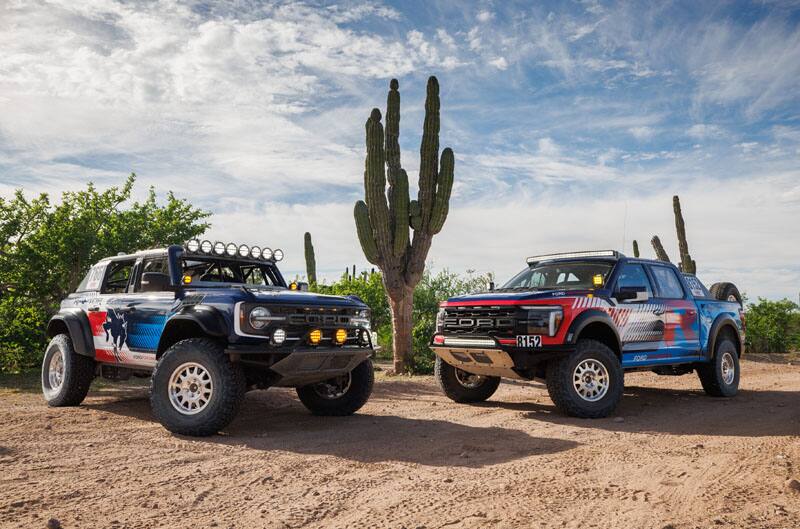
351,309,371,329
436,308,446,332
249,307,272,329
521,306,563,336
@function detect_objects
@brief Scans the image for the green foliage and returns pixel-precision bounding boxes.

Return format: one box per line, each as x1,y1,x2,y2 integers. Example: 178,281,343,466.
745,298,800,354
0,174,210,372
314,268,491,374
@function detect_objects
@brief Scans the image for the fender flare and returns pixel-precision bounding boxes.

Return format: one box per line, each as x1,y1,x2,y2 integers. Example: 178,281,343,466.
47,309,95,358
706,314,742,359
157,305,228,354
565,309,622,354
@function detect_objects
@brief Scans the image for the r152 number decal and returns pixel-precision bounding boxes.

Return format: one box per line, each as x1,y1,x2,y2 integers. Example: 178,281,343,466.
516,335,542,348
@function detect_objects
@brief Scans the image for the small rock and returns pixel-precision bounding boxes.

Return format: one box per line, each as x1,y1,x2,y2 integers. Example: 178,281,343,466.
459,451,469,458
787,479,800,493
613,417,625,423
46,519,62,529
443,478,453,483
693,444,705,449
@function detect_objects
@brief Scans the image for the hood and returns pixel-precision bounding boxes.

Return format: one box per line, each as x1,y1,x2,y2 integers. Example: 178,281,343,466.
445,289,595,305
249,289,367,308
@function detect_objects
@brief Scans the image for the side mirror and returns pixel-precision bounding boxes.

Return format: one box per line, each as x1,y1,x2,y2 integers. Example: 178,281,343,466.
615,286,649,302
140,272,171,292
296,281,309,292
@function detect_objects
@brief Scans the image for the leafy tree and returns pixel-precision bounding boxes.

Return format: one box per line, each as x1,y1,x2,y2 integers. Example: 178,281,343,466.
745,298,800,353
0,174,210,372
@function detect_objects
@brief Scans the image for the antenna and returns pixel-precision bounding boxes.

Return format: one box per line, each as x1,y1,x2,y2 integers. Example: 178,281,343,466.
621,200,628,252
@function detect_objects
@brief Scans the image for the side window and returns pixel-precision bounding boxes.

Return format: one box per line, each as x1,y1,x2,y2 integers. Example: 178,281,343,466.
136,257,169,292
615,264,653,297
77,264,107,292
102,260,135,294
649,266,685,299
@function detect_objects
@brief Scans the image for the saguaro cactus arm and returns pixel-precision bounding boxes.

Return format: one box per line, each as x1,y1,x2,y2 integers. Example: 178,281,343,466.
651,236,671,262
632,240,640,258
304,232,317,284
672,195,696,274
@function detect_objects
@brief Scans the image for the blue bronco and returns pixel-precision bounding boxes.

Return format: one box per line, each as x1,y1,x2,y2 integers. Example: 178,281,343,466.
42,240,375,436
431,250,745,418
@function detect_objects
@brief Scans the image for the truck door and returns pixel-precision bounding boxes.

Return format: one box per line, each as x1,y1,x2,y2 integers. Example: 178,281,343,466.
612,263,662,353
646,264,701,359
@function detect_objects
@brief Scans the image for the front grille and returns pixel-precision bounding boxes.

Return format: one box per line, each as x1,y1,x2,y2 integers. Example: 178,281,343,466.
442,307,517,336
268,305,358,327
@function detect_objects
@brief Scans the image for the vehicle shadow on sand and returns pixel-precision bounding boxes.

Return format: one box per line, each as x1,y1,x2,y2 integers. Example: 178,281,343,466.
85,387,579,468
482,385,800,437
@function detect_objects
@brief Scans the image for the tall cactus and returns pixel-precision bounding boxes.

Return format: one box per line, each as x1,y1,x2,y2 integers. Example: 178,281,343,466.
354,76,454,373
672,195,696,274
632,240,640,258
304,232,317,284
651,236,671,262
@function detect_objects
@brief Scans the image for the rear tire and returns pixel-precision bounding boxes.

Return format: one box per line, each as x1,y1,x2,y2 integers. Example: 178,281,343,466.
546,339,623,418
150,338,245,437
434,356,501,403
296,359,374,416
41,334,95,407
697,337,739,397
709,282,742,307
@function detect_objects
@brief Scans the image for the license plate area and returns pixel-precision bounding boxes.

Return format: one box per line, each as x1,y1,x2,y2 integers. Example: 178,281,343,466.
516,335,542,348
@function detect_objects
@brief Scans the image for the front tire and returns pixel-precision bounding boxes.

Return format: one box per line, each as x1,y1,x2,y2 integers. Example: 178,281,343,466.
150,338,245,437
434,356,501,403
546,339,623,418
697,337,739,397
41,334,95,407
296,359,374,416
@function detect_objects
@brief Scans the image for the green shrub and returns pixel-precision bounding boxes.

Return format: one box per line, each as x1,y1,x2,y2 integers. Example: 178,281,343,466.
0,297,47,372
745,298,800,353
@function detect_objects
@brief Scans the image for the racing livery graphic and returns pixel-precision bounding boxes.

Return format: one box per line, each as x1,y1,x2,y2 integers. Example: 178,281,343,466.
431,250,745,418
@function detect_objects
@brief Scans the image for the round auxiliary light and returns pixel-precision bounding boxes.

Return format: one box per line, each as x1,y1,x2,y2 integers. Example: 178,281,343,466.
238,244,249,257
335,328,348,345
308,329,322,345
262,247,273,260
272,328,286,345
200,240,213,254
226,243,237,256
273,249,284,261
250,246,262,259
186,239,200,252
361,330,370,345
213,241,225,255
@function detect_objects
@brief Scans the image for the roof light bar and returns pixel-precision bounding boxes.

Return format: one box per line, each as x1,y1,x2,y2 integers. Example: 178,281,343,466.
273,249,284,261
183,240,283,261
526,250,621,264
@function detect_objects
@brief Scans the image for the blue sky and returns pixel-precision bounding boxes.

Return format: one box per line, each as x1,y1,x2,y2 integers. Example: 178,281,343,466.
1,0,799,299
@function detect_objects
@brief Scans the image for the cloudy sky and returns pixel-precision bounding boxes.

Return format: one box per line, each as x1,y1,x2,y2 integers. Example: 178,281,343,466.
1,0,799,300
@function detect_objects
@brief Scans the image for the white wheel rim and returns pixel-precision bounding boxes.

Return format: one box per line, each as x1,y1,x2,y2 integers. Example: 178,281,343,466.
573,359,610,402
168,362,213,415
454,368,486,389
721,352,736,385
312,373,352,400
47,349,65,391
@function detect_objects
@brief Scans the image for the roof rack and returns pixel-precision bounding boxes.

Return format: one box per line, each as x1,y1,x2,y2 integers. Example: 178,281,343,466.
526,250,622,264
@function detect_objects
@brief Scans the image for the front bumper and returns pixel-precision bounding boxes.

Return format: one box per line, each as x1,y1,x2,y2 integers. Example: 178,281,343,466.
431,335,574,379
226,344,373,387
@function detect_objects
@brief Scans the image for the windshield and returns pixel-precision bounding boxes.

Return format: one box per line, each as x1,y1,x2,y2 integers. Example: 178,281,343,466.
501,260,614,290
181,258,283,287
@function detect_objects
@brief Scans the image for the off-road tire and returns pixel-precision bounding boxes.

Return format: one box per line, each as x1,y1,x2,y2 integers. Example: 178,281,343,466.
150,338,245,437
434,356,501,403
709,282,742,307
41,334,95,407
697,337,740,397
546,339,623,418
296,359,374,416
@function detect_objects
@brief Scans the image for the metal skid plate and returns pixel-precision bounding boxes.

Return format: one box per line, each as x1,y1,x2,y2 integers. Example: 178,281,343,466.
432,346,523,379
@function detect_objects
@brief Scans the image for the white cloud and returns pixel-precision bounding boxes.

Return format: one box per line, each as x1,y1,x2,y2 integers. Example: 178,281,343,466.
476,10,495,23
628,126,656,140
687,124,725,139
489,57,508,70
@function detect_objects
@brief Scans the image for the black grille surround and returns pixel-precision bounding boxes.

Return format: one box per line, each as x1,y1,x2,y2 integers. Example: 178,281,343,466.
442,306,521,337
240,303,367,346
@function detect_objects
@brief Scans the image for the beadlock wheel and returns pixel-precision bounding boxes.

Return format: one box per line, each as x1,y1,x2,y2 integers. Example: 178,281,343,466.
311,372,352,400
572,358,610,402
720,351,736,385
168,362,213,415
47,349,65,393
454,368,487,389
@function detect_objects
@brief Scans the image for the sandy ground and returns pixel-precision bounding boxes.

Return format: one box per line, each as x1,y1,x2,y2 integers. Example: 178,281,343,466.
1,358,799,529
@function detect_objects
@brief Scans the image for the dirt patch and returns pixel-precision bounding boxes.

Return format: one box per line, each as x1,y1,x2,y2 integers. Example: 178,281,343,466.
1,360,798,529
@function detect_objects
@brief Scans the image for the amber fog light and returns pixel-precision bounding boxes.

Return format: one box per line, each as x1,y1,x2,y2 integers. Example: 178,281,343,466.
334,328,347,345
308,329,322,345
